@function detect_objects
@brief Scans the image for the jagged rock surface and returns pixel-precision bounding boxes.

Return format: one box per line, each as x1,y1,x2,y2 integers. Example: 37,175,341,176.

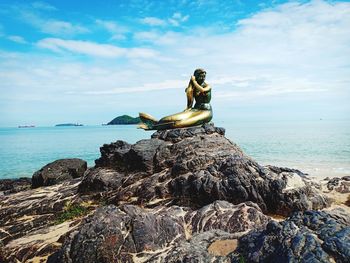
326,176,350,193
1,124,344,263
49,200,269,263
0,177,31,195
236,210,350,263
32,158,87,188
0,178,93,263
82,123,330,216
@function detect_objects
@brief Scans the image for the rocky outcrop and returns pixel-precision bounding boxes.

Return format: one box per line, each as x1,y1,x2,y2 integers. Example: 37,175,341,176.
49,201,269,263
0,179,80,243
83,123,329,216
0,177,31,195
236,210,350,263
326,176,350,193
1,123,345,263
0,178,84,262
32,158,87,188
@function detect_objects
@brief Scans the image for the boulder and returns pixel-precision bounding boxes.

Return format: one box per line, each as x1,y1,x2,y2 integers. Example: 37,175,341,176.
235,210,350,263
326,176,350,193
0,178,82,262
49,200,269,263
32,158,87,188
2,124,340,262
0,177,31,195
84,123,330,216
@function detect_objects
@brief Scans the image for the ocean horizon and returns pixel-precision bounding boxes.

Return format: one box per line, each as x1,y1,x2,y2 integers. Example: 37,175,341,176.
0,119,349,180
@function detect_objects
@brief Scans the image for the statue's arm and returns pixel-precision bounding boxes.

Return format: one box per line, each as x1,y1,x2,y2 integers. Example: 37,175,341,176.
185,81,194,110
191,76,211,92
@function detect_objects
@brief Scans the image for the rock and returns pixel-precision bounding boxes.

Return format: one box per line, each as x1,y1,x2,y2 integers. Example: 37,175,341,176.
327,177,341,190
156,230,240,262
1,124,338,262
186,201,269,234
50,200,269,262
0,178,83,262
84,123,330,216
236,210,350,263
78,168,124,193
0,177,31,195
32,158,87,188
342,176,350,181
326,176,350,193
94,140,131,170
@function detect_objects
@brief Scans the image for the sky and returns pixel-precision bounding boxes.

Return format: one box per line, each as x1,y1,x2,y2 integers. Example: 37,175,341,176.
0,0,349,126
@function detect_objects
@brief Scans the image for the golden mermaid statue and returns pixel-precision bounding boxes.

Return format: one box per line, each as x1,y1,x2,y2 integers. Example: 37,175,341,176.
139,68,213,130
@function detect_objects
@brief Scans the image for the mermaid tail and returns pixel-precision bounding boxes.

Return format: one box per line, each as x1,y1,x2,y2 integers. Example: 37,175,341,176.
138,112,158,130
138,112,177,130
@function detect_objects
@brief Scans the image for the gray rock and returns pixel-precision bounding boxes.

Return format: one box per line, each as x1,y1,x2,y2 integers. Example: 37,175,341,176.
50,201,269,263
0,177,31,195
236,210,350,263
0,178,82,262
326,176,350,193
84,123,329,216
32,158,87,188
78,168,124,193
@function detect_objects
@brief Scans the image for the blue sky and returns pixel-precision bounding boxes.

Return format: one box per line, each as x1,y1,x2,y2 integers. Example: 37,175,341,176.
0,0,349,126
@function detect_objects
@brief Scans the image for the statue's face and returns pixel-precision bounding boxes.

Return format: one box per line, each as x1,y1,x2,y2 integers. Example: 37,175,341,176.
196,72,206,85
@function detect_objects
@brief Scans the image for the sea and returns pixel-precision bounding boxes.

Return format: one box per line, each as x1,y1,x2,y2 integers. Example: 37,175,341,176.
0,120,349,179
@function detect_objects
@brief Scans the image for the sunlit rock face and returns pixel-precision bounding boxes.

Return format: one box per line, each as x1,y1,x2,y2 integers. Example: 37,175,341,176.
32,158,87,188
2,123,346,263
236,210,350,263
83,123,330,216
50,201,270,263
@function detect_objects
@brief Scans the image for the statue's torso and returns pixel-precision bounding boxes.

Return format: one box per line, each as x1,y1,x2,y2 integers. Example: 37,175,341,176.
193,83,211,110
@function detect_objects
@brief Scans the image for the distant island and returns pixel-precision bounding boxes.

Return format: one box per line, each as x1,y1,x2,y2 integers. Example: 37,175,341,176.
107,115,140,125
55,123,83,127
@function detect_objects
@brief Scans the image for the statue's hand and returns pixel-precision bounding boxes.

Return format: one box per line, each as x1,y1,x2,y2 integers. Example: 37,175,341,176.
191,75,196,82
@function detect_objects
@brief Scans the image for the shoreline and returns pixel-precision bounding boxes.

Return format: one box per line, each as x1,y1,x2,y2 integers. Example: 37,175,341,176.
1,123,349,262
2,160,349,180
260,161,350,180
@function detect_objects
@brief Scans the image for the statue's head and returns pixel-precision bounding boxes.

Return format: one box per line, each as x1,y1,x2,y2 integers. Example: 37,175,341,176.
194,68,206,85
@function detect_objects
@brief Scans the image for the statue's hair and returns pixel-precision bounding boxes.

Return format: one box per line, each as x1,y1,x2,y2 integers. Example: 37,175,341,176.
193,68,206,77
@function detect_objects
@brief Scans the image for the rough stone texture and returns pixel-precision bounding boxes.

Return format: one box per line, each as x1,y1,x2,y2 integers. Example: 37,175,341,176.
0,177,31,195
1,124,344,263
83,123,330,216
78,168,124,193
153,230,240,263
236,210,350,263
326,176,350,193
32,158,87,188
50,200,269,263
0,178,84,262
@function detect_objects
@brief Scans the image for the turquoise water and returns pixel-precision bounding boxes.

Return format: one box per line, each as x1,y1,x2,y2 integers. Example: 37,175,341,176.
0,120,349,179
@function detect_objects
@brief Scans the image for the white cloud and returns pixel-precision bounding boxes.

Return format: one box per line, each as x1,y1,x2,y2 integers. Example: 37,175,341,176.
140,17,167,26
16,8,89,36
134,0,350,99
96,19,128,40
41,20,89,35
141,12,189,27
37,38,157,58
31,1,57,11
169,12,189,26
1,0,350,125
7,35,27,44
80,79,185,95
